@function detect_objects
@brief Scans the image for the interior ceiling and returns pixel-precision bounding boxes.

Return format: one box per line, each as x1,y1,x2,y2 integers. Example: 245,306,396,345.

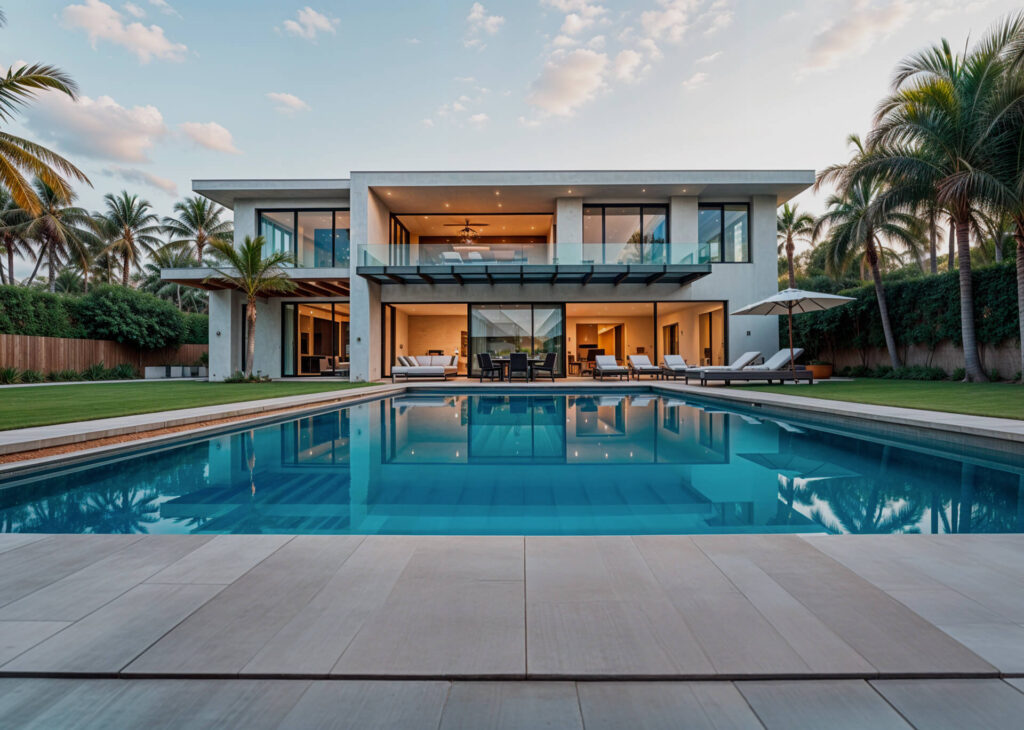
299,303,350,317
566,302,655,317
396,214,552,237
392,303,467,316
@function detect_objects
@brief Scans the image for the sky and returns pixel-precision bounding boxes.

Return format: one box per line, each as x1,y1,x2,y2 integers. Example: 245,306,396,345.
3,0,1024,278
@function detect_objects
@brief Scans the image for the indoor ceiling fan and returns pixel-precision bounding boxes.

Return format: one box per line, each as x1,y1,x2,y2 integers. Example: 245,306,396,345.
444,218,489,241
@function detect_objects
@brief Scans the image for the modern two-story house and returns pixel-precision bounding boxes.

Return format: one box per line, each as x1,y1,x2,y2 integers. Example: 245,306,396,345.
162,170,814,381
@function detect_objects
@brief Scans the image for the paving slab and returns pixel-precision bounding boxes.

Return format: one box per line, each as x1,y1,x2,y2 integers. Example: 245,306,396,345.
0,533,48,555
278,680,449,730
577,681,763,730
333,536,525,678
146,534,294,585
2,583,224,675
0,622,71,665
872,678,1024,729
124,535,364,677
736,680,911,729
439,681,582,730
0,534,211,621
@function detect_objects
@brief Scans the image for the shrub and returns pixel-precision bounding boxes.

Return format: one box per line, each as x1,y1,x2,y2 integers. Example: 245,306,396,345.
182,313,208,345
110,363,137,379
988,368,1001,382
20,369,44,383
197,351,209,367
952,367,966,381
224,370,270,383
0,366,21,384
47,369,80,382
71,285,186,350
80,362,113,381
874,365,894,379
841,364,873,377
884,366,947,381
0,286,84,338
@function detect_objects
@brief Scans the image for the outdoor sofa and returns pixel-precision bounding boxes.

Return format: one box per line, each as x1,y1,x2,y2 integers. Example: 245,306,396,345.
391,355,459,382
685,348,812,386
592,355,629,381
627,355,662,379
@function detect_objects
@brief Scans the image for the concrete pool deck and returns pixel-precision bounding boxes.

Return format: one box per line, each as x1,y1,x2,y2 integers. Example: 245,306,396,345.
2,533,1024,727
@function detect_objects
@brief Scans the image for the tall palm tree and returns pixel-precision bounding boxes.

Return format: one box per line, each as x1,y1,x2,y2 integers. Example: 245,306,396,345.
0,186,30,284
142,243,206,310
207,235,296,377
850,19,1024,380
776,203,815,288
162,196,233,265
815,137,923,369
10,179,97,292
0,13,90,215
97,191,162,286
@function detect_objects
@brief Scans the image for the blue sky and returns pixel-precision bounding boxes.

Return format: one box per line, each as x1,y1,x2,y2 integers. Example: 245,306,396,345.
4,0,1023,231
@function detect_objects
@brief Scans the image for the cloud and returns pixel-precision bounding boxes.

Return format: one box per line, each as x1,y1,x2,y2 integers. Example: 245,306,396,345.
641,0,694,43
804,0,912,73
467,2,505,34
266,92,310,114
468,112,489,125
103,165,177,195
148,0,179,17
527,48,608,116
613,49,644,81
62,0,187,63
280,7,338,41
122,2,144,18
696,51,721,64
407,37,421,44
179,121,240,154
551,34,578,48
681,71,707,90
26,93,166,162
421,118,434,127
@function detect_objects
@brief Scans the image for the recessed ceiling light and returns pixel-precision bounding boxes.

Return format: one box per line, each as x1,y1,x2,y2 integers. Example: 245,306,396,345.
494,191,500,196
497,203,502,207
641,188,646,192
387,191,392,196
567,189,572,193
444,203,450,207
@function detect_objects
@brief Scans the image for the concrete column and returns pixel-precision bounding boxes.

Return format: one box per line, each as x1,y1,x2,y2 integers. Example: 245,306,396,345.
669,196,699,264
555,197,583,263
252,297,282,378
733,194,781,360
208,289,240,381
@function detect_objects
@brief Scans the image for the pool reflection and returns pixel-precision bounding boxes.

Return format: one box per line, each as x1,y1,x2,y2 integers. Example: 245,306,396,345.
1,393,1022,536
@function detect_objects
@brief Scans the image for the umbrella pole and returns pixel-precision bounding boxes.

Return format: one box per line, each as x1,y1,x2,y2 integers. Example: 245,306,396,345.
787,304,796,381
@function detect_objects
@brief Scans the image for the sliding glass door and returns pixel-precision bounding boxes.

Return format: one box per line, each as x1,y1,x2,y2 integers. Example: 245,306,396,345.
468,304,565,376
282,302,350,377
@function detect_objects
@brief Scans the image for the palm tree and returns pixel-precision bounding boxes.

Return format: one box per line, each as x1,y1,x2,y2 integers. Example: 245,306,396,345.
10,178,97,292
776,203,815,288
207,235,296,377
0,13,90,215
142,243,207,310
815,136,923,369
162,196,233,265
0,186,30,284
97,191,162,286
850,19,1024,380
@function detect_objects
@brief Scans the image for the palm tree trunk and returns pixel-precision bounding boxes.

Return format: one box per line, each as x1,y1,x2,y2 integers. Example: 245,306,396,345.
948,218,955,271
47,240,56,293
196,239,204,266
1016,224,1024,384
6,244,14,285
929,213,938,274
785,236,796,288
122,252,130,287
246,299,256,378
25,249,43,286
868,241,902,369
994,238,1004,264
956,219,987,381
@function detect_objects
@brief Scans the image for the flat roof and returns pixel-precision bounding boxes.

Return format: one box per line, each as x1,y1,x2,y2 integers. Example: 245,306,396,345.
195,170,814,209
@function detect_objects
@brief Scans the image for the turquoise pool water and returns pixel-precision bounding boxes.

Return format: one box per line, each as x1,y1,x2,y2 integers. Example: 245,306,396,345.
1,391,1022,535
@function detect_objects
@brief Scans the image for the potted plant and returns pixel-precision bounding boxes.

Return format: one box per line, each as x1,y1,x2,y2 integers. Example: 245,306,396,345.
807,360,833,379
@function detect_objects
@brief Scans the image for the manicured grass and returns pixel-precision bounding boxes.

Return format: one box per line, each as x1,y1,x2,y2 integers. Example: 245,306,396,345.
0,381,375,431
739,379,1024,420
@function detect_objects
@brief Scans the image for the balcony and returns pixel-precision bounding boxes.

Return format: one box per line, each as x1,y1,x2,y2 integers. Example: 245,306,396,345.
356,242,712,286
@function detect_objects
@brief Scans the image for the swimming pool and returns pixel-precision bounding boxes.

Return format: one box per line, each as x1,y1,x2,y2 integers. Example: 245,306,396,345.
1,390,1022,535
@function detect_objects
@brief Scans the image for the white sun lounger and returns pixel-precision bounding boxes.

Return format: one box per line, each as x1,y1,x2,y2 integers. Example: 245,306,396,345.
592,355,629,381
628,354,662,379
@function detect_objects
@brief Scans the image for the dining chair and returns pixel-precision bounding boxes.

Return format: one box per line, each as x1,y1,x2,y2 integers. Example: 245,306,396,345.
530,351,557,381
477,352,502,382
508,352,530,382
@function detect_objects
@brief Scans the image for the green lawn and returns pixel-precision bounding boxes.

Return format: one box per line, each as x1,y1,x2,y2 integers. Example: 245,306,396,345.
739,380,1024,420
0,381,375,431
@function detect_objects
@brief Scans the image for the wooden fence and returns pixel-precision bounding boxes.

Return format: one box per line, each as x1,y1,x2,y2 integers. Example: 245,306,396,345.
0,334,207,374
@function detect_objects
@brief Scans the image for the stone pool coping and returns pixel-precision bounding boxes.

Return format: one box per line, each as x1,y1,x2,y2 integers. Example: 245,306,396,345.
0,379,1020,476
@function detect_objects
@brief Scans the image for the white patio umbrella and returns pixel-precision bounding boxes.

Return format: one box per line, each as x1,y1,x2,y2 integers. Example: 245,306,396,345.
730,288,855,378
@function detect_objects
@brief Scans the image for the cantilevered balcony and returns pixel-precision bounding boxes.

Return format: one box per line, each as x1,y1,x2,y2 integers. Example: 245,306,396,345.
356,242,712,286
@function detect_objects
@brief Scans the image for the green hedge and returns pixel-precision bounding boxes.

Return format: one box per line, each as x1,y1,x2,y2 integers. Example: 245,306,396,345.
788,263,1019,361
0,285,208,349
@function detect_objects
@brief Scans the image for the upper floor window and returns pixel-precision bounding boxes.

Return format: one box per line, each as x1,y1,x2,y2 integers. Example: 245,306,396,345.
258,209,350,268
699,204,749,263
583,205,668,264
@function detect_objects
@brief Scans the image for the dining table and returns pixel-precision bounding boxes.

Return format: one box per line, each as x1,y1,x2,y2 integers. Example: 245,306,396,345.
489,355,546,381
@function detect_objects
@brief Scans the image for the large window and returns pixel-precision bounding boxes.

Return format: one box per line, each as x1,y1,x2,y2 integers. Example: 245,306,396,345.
582,205,668,263
282,302,350,377
258,209,350,267
699,204,749,263
469,304,565,376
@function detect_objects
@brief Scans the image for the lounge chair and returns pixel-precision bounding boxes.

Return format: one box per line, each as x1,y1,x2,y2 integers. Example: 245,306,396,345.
660,354,689,379
476,352,503,382
441,251,464,264
508,352,530,382
685,348,812,386
627,355,662,380
530,352,557,381
695,351,761,371
592,355,628,381
391,355,459,382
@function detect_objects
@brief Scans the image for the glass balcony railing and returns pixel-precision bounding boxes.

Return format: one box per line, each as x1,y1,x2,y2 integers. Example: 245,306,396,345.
358,242,711,267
